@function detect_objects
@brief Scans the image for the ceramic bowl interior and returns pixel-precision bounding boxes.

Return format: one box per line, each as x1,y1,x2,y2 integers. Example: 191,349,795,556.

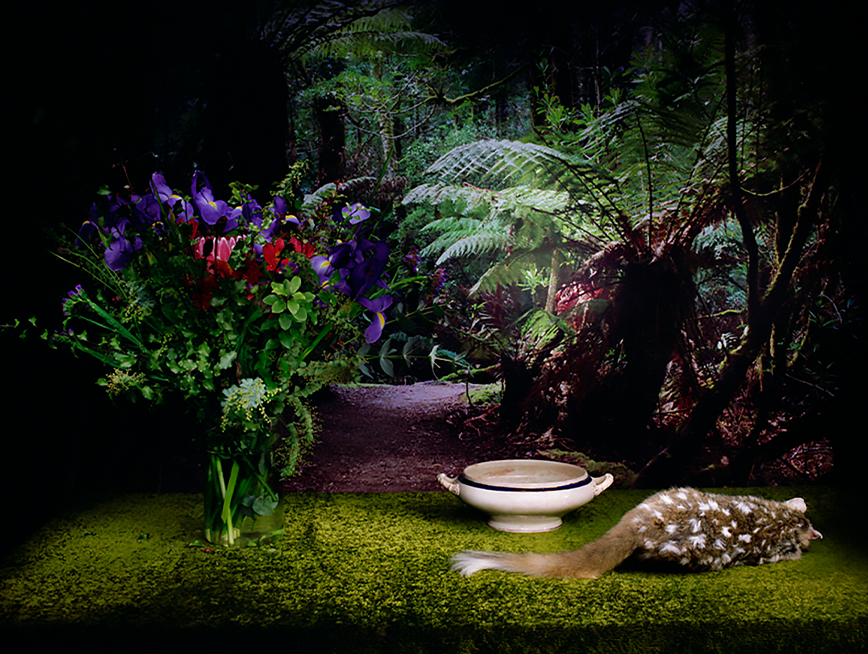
460,459,587,489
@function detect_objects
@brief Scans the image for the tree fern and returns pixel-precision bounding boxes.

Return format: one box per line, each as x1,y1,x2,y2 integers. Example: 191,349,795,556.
427,220,512,265
404,138,625,304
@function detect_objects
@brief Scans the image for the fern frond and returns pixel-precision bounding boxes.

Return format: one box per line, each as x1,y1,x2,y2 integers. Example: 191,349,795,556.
432,222,512,265
470,249,543,294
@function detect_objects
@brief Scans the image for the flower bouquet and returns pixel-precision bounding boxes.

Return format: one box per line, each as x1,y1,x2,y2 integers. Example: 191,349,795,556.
52,169,400,546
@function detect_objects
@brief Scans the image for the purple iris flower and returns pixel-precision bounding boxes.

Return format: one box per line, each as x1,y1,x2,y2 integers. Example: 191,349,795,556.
77,194,127,246
151,173,182,206
104,218,143,271
191,170,241,231
129,193,163,227
272,195,301,226
357,295,393,343
342,202,371,224
347,240,391,299
75,215,102,247
312,235,391,299
151,172,194,221
311,254,336,286
241,194,264,228
261,195,300,242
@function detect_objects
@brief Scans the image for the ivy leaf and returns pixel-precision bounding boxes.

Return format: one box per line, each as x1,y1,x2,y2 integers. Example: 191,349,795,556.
218,351,237,369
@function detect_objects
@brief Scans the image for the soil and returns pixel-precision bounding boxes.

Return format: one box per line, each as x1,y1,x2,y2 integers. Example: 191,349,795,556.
281,382,522,493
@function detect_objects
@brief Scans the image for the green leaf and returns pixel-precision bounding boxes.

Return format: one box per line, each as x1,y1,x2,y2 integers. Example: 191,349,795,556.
279,313,294,330
218,351,237,369
278,331,295,349
252,495,278,517
289,276,302,294
287,299,300,315
379,337,396,378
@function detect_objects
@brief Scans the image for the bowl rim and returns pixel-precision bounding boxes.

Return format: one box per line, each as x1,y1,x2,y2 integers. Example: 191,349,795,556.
459,459,590,492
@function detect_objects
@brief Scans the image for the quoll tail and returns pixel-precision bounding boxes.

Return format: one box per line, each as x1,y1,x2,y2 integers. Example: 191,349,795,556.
450,521,637,579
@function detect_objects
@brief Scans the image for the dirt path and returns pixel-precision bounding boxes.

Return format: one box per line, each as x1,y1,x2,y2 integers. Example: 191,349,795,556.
281,383,516,493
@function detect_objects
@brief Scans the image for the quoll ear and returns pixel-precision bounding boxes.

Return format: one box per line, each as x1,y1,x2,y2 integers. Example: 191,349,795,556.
785,497,807,512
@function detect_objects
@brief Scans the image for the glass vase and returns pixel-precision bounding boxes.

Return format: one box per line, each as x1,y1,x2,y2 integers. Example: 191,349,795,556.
203,449,284,548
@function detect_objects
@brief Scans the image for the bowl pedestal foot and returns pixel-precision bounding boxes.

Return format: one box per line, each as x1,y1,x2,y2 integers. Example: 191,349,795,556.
487,514,563,533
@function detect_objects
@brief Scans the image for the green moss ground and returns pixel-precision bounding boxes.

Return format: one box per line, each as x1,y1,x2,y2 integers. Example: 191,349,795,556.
1,488,865,653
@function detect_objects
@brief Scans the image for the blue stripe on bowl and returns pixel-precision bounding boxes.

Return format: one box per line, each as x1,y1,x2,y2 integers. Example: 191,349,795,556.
457,474,592,492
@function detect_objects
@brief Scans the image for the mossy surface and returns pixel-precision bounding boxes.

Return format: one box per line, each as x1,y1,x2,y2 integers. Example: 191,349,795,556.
1,489,865,653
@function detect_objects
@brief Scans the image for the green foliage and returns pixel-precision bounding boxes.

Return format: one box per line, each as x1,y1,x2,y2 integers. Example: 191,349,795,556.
404,139,619,307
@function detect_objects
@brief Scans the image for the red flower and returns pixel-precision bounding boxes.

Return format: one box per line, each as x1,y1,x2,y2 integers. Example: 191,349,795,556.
263,238,290,272
287,236,316,258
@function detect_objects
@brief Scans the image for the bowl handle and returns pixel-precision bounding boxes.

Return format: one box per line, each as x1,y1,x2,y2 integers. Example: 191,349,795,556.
437,473,461,496
592,473,614,496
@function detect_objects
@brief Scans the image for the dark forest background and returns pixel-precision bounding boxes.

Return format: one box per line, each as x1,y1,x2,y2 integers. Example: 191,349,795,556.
3,1,865,554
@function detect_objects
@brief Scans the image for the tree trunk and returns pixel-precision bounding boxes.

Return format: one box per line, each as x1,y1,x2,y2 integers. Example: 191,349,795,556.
635,161,827,486
315,94,346,184
544,246,562,313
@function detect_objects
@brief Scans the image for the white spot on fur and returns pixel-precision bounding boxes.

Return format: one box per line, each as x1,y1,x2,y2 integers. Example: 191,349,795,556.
688,534,707,549
738,534,752,543
665,524,678,534
660,542,681,555
721,527,732,538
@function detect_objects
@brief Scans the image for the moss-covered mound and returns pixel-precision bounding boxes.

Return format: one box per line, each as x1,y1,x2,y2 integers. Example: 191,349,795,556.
1,488,865,653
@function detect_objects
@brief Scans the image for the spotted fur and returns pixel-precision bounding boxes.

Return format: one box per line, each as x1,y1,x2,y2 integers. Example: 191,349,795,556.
450,488,823,579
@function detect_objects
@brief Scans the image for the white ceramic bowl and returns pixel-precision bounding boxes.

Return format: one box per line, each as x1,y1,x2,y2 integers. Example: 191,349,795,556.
438,459,614,533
